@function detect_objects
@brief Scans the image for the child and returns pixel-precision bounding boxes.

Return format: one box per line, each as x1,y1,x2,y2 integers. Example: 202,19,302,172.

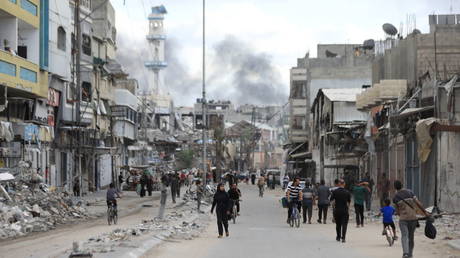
380,199,398,240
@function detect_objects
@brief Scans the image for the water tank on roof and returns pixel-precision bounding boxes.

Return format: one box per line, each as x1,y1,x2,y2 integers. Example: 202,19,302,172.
362,39,375,50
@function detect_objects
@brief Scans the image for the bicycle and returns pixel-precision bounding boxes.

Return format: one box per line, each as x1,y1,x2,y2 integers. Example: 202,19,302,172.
289,201,301,228
107,201,118,225
231,199,240,224
383,224,396,246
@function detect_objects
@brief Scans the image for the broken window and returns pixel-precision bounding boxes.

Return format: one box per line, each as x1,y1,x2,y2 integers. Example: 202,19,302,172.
291,81,305,98
57,26,66,51
82,82,92,102
82,34,91,56
292,116,305,130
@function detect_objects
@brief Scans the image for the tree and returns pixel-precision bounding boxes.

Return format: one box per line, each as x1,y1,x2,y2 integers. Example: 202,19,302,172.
176,149,195,169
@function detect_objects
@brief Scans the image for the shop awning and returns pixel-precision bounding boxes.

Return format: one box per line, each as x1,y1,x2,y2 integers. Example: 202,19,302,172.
392,106,434,119
288,142,306,155
290,151,312,159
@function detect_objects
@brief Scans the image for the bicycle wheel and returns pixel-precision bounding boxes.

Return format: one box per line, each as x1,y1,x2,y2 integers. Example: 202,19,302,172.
385,227,394,246
107,209,112,225
295,209,301,228
113,210,118,225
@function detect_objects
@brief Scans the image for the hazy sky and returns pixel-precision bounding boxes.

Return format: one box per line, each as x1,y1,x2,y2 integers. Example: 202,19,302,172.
111,0,459,106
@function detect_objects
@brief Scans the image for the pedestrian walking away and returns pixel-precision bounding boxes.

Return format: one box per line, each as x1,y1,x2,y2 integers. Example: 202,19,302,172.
211,183,231,238
352,181,368,227
257,175,265,197
196,180,203,212
158,175,168,219
316,179,330,224
393,180,430,258
170,173,179,203
301,181,315,224
362,173,374,211
330,179,351,243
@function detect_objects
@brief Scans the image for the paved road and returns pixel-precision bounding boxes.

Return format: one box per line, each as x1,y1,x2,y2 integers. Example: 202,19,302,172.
148,184,458,258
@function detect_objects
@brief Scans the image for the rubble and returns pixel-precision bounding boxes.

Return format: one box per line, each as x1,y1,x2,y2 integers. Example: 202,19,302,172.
69,193,211,256
0,180,91,239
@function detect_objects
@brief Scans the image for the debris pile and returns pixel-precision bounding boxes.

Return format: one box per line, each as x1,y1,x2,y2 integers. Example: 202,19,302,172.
71,199,210,256
0,180,89,239
435,214,460,239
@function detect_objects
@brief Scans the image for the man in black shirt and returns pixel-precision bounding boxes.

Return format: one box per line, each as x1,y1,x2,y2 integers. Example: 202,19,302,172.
330,179,351,243
228,183,242,215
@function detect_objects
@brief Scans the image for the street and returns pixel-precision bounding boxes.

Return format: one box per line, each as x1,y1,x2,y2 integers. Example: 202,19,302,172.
0,193,160,258
147,184,460,258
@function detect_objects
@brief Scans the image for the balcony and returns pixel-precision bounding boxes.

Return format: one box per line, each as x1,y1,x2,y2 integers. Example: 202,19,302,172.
144,61,167,69
1,0,40,28
0,49,43,95
146,34,166,41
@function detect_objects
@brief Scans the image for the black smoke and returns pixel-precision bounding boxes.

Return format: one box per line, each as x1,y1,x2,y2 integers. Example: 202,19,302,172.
117,34,287,106
208,35,287,105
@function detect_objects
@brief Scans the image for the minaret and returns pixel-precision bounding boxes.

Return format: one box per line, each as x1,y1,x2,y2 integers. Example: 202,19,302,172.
144,5,167,95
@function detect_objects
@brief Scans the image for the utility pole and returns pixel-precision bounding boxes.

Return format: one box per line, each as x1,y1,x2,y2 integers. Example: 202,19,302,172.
201,0,207,185
73,0,82,196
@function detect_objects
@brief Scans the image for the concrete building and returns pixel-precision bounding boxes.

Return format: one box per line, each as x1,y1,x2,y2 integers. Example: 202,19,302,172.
0,0,52,181
357,14,460,212
311,88,367,185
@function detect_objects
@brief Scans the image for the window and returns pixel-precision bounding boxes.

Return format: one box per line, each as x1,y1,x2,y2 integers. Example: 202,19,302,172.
21,0,37,16
57,27,66,51
82,82,92,102
82,34,91,56
292,116,305,130
111,28,117,43
20,67,37,82
0,60,16,77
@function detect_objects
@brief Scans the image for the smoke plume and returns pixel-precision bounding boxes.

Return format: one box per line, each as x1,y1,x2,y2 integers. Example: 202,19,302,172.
208,35,287,105
116,34,287,106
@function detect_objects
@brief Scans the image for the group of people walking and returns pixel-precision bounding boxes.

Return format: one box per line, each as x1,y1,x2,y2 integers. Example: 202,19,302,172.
285,176,430,258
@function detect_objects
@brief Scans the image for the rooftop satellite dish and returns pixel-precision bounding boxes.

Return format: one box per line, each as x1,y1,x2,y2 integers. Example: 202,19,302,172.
362,39,375,50
412,29,421,35
325,50,337,58
382,23,398,36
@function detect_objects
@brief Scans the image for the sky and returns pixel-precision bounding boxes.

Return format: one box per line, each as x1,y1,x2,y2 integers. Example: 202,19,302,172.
111,0,460,106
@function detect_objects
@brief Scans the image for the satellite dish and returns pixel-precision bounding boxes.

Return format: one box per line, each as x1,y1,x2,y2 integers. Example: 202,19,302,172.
412,29,421,35
325,50,337,58
382,23,398,36
362,39,375,50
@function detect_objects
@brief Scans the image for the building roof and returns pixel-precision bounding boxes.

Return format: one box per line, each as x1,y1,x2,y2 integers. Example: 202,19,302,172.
151,5,167,15
321,88,364,102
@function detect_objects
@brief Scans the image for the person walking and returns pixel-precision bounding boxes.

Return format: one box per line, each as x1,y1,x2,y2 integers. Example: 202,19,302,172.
282,175,290,190
257,174,265,197
211,183,231,238
301,181,315,224
196,180,203,212
146,173,153,197
352,181,367,227
393,180,430,258
176,173,182,198
157,175,168,219
139,172,147,197
362,173,374,211
170,173,179,203
251,173,256,185
330,179,351,243
316,180,330,224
